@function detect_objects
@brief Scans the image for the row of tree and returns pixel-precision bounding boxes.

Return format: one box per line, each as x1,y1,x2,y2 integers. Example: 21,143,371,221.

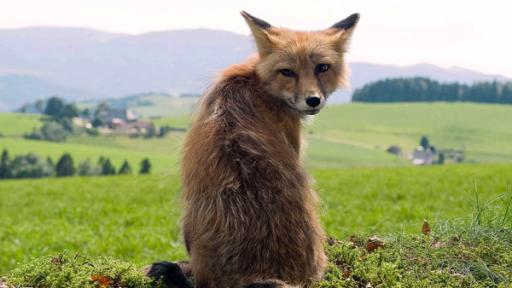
352,78,512,103
23,97,81,142
0,149,151,180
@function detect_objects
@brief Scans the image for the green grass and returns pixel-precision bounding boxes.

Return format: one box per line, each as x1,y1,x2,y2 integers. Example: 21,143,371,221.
78,93,198,119
307,103,512,165
1,164,511,275
2,103,512,169
5,254,159,288
0,134,183,174
0,113,42,137
2,103,512,285
6,224,512,288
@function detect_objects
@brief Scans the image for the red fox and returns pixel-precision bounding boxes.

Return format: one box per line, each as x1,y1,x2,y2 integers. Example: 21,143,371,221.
148,11,359,288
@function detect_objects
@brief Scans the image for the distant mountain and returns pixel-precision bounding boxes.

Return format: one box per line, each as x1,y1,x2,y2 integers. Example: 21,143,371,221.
0,26,509,111
0,74,85,111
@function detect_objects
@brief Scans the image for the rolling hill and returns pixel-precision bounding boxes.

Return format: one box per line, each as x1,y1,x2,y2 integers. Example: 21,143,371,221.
2,103,512,170
0,27,509,111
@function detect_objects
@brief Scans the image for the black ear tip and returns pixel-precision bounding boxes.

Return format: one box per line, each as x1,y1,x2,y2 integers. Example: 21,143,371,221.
351,13,361,22
332,13,361,30
240,11,272,29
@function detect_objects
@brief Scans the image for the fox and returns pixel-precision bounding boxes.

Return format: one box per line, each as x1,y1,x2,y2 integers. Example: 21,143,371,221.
147,11,360,288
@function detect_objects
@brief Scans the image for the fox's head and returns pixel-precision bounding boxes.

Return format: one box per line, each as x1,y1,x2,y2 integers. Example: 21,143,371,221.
241,11,359,115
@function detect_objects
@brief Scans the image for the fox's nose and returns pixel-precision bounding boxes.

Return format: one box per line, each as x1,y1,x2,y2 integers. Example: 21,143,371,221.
305,96,321,108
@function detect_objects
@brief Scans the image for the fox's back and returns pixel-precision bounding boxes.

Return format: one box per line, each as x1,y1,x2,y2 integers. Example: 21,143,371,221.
177,11,359,288
181,63,325,287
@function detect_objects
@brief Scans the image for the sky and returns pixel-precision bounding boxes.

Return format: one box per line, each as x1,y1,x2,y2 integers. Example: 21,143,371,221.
1,0,511,78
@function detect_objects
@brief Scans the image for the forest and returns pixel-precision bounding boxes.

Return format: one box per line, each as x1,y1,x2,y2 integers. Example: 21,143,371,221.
352,77,512,103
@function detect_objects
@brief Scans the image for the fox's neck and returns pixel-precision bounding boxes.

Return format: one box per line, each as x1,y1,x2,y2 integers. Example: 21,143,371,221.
254,82,302,154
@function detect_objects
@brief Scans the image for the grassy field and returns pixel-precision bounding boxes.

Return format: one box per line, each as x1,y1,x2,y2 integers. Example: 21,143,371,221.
78,93,198,119
1,103,512,285
1,103,512,170
0,135,183,175
1,164,511,274
0,113,42,137
305,102,512,166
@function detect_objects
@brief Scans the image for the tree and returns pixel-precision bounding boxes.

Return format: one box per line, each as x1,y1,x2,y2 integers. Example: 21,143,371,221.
58,117,74,133
145,124,157,138
118,160,132,175
139,158,151,174
78,159,100,176
351,77,512,104
56,153,75,177
60,104,79,119
44,97,65,118
0,149,10,179
81,108,91,119
420,136,430,150
46,157,55,176
437,152,445,165
101,158,116,175
10,153,53,179
35,99,45,114
93,102,110,127
98,156,106,166
41,121,68,142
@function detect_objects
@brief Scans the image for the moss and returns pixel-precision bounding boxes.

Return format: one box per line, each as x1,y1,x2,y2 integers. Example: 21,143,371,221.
5,253,164,288
314,228,512,288
4,228,511,288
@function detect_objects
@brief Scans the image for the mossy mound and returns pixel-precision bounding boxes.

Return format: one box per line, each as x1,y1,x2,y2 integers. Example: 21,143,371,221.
315,226,512,288
3,254,164,288
4,227,511,288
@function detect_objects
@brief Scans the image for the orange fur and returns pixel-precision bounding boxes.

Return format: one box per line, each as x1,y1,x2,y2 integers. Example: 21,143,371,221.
180,11,359,288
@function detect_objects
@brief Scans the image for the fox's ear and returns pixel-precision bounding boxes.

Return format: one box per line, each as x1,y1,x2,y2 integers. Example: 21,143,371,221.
241,11,275,56
328,13,360,50
331,13,360,32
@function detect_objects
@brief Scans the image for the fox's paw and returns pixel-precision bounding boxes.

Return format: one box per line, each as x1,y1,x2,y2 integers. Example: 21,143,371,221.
243,280,299,288
243,284,277,288
146,261,193,288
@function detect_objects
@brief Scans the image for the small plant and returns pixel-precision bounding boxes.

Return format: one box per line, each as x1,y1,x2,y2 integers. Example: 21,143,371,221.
139,158,151,174
56,153,75,177
118,160,132,175
5,253,165,288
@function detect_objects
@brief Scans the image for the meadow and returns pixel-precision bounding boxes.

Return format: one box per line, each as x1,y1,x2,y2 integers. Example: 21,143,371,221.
1,102,512,285
1,164,511,274
2,102,512,171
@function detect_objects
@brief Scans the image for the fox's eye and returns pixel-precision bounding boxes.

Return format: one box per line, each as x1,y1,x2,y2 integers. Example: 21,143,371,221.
315,64,330,74
279,69,296,78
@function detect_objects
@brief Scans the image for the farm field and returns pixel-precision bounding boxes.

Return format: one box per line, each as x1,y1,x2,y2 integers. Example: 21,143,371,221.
78,93,198,119
305,102,512,166
2,103,512,170
0,113,42,137
1,163,511,274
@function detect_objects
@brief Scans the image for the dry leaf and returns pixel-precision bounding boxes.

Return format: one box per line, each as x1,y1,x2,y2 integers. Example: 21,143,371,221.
342,265,353,278
51,256,64,265
90,274,111,287
433,240,444,248
422,219,431,235
366,235,385,252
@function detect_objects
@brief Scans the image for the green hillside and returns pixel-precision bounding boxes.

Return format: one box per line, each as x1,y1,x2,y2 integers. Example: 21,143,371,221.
78,93,198,118
305,102,512,166
1,164,511,274
1,103,512,170
0,113,42,137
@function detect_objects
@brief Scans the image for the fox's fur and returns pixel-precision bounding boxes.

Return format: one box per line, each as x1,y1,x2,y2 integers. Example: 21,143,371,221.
149,11,359,288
